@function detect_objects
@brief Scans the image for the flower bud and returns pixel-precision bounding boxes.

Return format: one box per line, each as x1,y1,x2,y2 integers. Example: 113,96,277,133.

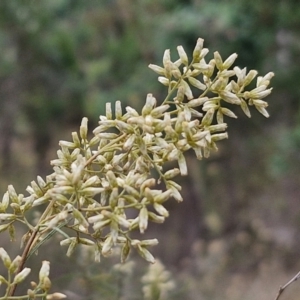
46,293,67,299
174,85,185,103
71,132,81,147
250,88,272,99
220,107,237,119
58,141,76,148
151,105,170,118
89,136,100,147
164,169,180,180
142,94,157,116
93,219,111,231
230,80,240,93
158,76,170,86
178,153,188,176
66,240,77,257
148,212,165,223
27,289,35,298
0,192,9,212
94,245,101,263
41,276,51,291
192,61,210,72
80,117,88,140
106,170,118,188
208,124,228,133
73,208,89,229
188,77,206,90
168,186,183,202
187,97,208,108
6,250,18,271
203,60,215,77
39,261,50,282
200,48,209,60
192,130,210,141
211,133,228,142
222,53,238,69
243,70,258,86
121,241,131,263
177,45,188,65
8,185,18,203
0,213,16,222
172,69,181,79
234,66,247,85
163,49,171,68
137,245,155,264
13,268,31,284
257,72,274,87
153,190,173,204
139,206,148,234
109,187,119,209
219,91,241,105
148,64,165,75
203,101,219,112
201,108,215,126
102,236,113,256
106,103,112,119
115,100,122,119
0,223,10,233
81,187,105,197
140,239,159,247
255,106,269,118
181,80,193,100
0,248,11,269
81,176,100,189
253,99,268,107
214,51,223,70
140,179,156,192
193,38,204,61
153,203,169,217
211,77,227,91
96,133,119,139
240,99,251,117
60,237,76,246
115,215,131,228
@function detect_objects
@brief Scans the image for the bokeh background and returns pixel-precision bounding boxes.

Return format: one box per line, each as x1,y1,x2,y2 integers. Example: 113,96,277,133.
1,0,300,299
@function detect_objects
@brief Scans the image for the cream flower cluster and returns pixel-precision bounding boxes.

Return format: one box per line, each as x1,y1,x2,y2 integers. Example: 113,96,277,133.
0,38,274,298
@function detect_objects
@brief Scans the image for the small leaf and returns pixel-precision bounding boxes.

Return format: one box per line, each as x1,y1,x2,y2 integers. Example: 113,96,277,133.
221,107,238,118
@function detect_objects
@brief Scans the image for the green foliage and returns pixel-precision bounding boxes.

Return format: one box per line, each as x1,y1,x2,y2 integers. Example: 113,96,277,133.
0,38,273,298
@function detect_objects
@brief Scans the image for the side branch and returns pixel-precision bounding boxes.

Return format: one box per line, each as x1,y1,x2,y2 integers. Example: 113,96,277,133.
274,271,300,300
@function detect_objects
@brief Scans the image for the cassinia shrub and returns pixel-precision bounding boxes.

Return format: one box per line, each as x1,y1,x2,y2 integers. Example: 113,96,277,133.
0,38,273,299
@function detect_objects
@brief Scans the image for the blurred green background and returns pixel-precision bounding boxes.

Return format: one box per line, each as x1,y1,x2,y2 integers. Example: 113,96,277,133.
1,0,300,299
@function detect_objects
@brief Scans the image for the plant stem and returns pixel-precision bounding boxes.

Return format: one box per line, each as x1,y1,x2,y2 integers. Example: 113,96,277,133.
7,197,57,296
274,271,300,300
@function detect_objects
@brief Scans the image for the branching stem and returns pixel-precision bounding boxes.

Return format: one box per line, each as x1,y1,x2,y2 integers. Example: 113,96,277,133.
7,197,57,296
274,271,300,300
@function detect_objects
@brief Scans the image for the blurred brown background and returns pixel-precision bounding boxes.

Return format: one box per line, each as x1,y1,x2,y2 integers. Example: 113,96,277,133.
1,0,300,299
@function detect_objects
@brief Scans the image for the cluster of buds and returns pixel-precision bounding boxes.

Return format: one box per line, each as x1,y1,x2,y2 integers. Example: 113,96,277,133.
0,37,274,297
0,249,66,299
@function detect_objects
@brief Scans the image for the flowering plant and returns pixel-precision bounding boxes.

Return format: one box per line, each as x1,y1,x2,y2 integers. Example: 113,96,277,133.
0,38,273,299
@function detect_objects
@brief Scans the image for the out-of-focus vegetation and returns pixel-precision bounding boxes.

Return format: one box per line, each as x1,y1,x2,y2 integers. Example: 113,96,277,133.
0,0,300,299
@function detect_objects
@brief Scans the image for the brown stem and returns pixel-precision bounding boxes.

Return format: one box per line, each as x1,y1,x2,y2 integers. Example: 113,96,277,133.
7,229,38,297
7,198,56,296
274,271,300,300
